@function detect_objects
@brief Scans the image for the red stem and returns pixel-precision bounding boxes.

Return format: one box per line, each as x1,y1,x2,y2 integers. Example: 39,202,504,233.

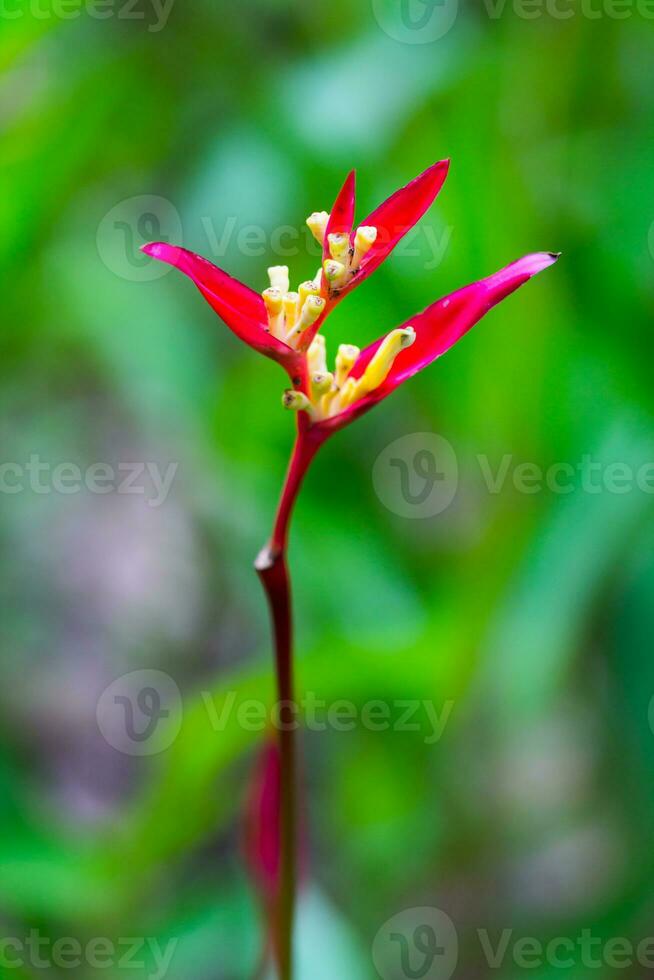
255,425,322,980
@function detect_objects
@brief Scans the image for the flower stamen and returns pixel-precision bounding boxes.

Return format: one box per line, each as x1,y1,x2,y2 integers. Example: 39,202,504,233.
328,233,350,262
298,280,320,308
308,334,326,375
282,389,314,417
263,287,285,339
351,226,378,272
335,343,360,388
282,292,300,332
286,295,326,342
268,265,290,294
306,211,330,245
323,259,347,291
311,372,334,400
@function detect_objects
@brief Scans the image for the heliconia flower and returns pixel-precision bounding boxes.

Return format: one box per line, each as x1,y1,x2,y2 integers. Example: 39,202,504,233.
141,161,450,376
282,252,560,438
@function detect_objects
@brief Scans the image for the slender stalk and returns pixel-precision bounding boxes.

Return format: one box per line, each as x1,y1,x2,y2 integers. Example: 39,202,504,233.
255,427,321,980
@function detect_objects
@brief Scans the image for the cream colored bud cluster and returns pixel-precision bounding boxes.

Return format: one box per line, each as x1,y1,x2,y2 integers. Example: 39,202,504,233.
282,327,416,422
306,211,379,295
263,265,325,348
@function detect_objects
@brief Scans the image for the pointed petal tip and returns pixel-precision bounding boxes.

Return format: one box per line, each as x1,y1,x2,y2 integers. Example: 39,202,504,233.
427,158,450,177
420,159,450,183
531,250,562,272
141,241,173,261
501,250,561,280
344,168,356,194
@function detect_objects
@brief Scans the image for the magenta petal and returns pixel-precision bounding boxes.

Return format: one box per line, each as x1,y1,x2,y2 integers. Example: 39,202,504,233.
323,170,356,265
351,159,450,285
142,242,292,361
321,251,560,432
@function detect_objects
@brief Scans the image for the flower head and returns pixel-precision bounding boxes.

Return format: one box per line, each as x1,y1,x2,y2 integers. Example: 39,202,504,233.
141,160,450,380
142,165,558,445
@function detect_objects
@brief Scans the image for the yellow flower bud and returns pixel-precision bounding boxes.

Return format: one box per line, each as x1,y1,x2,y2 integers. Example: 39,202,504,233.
311,372,334,399
282,389,313,414
299,280,320,307
262,287,283,314
283,292,299,330
306,211,330,244
333,377,358,413
308,334,327,375
268,265,290,294
328,233,350,262
323,259,347,290
335,343,360,388
287,295,326,341
262,287,285,338
352,225,378,269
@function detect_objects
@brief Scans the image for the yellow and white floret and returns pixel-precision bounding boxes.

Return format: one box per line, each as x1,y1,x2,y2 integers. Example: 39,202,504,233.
321,221,378,296
282,327,416,423
263,266,325,346
262,209,380,347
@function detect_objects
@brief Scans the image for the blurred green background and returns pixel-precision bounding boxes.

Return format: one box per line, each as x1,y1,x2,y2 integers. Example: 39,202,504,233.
1,0,654,977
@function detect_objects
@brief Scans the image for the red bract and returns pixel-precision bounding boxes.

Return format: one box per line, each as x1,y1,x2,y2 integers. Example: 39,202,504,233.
310,252,561,437
336,159,450,293
141,243,305,379
322,169,356,257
